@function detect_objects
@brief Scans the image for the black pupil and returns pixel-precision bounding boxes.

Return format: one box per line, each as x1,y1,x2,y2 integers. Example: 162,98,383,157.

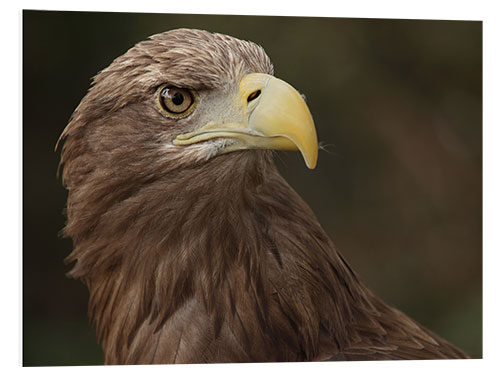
172,92,184,105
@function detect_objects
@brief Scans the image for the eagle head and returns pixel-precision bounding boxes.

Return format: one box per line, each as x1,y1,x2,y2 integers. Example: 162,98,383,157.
59,28,317,186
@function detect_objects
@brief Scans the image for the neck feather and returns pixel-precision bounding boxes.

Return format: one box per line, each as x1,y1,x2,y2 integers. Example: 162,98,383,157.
64,150,377,362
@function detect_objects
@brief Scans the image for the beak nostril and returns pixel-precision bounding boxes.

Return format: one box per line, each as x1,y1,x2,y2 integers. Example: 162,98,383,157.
247,90,261,102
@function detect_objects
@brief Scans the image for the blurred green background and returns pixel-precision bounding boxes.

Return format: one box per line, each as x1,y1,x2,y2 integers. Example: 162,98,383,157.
22,10,482,365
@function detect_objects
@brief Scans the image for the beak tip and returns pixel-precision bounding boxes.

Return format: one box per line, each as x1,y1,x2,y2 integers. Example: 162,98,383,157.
305,156,318,170
302,142,318,170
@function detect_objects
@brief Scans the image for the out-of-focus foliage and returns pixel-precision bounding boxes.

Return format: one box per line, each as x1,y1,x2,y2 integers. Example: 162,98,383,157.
23,11,481,365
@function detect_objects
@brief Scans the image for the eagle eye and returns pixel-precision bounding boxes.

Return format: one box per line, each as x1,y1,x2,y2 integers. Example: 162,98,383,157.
158,85,196,117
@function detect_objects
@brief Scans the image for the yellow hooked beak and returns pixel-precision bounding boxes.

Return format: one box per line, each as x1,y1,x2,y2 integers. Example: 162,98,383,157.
173,73,318,169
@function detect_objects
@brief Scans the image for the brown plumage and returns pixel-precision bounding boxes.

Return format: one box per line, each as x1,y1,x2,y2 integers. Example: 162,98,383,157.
58,28,468,364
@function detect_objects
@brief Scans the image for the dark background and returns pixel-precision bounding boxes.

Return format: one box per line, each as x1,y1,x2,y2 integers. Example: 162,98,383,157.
23,10,482,365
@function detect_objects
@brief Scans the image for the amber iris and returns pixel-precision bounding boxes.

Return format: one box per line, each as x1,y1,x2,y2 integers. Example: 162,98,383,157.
159,86,195,115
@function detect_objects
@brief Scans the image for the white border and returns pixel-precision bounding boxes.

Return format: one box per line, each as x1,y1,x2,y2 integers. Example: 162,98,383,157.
5,1,498,374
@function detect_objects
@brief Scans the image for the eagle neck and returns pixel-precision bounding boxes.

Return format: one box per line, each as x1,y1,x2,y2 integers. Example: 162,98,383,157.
68,149,375,363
